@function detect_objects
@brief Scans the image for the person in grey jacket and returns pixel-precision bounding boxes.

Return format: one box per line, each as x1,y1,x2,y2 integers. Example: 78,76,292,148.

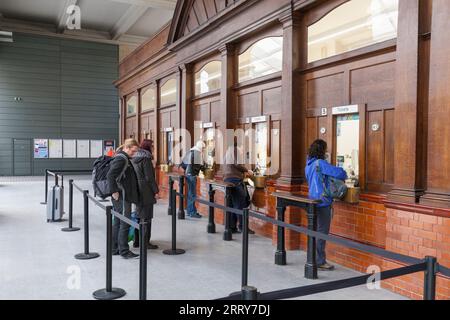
131,140,159,249
107,138,140,259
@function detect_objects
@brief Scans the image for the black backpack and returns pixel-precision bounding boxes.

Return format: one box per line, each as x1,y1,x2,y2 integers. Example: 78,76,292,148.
92,156,114,199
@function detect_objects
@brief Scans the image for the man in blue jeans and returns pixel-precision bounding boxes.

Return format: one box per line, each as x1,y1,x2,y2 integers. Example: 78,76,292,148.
305,139,347,271
182,141,205,218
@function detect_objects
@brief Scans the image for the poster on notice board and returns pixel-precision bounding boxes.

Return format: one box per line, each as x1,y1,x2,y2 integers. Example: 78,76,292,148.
34,139,48,159
49,139,63,158
90,140,103,158
77,140,90,158
63,139,76,158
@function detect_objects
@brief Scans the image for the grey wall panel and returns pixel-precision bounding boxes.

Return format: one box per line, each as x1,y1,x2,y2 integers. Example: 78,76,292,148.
0,33,119,176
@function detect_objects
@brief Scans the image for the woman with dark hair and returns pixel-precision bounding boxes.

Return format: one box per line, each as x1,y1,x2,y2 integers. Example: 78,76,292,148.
131,139,159,249
305,139,347,271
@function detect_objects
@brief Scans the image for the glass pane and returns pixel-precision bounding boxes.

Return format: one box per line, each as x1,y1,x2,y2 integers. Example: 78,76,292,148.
254,122,268,175
126,95,137,115
167,131,173,163
205,128,215,167
238,37,283,83
160,79,177,106
336,114,360,179
141,87,156,112
195,61,222,95
308,0,399,63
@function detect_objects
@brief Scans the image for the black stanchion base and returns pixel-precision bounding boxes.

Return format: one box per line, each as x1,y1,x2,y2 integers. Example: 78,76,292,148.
229,291,242,298
223,231,233,241
207,224,216,234
93,288,126,300
178,211,185,220
304,263,318,280
163,249,186,255
61,227,80,232
275,251,287,266
40,202,47,205
75,252,100,260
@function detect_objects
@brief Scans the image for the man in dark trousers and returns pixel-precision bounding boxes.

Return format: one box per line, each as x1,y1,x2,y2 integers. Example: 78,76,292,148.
107,138,140,259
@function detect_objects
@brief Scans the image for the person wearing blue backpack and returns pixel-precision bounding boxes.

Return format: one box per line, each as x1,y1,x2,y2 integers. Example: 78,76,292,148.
305,139,347,271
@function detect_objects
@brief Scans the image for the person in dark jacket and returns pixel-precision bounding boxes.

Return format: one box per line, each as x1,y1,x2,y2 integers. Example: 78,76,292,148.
131,139,159,250
107,138,140,259
181,140,206,218
305,139,347,271
223,143,255,234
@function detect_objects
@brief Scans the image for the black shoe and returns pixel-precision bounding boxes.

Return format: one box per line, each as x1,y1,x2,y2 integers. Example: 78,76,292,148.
112,250,120,256
121,251,139,259
231,228,241,234
147,243,159,250
190,213,202,219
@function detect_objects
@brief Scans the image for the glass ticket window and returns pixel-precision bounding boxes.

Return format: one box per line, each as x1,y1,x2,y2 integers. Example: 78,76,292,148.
195,61,222,96
254,122,268,175
141,87,156,112
336,114,360,180
161,128,174,165
204,127,215,169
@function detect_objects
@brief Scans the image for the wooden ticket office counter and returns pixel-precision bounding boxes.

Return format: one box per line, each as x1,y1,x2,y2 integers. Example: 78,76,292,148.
115,0,450,300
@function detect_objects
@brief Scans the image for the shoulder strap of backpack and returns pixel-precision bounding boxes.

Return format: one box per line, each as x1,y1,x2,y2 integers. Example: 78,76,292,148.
316,160,331,198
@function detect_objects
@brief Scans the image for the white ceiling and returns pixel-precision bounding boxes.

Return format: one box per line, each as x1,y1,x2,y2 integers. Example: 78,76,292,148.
0,0,175,45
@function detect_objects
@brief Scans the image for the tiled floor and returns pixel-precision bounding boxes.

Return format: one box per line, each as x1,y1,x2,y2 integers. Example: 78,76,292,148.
0,176,407,300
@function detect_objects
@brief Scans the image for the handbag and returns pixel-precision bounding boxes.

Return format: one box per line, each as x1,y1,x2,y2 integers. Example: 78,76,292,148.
316,160,347,200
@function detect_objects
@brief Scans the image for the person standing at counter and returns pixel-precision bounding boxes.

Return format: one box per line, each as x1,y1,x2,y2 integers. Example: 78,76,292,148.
305,139,347,271
223,143,255,234
181,140,206,218
131,139,159,250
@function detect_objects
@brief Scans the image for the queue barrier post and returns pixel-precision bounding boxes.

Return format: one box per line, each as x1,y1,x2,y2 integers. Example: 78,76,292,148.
62,179,80,232
41,169,49,204
93,206,126,300
423,256,437,300
168,177,174,216
242,286,258,300
242,208,249,288
139,221,148,300
75,190,100,260
163,188,186,255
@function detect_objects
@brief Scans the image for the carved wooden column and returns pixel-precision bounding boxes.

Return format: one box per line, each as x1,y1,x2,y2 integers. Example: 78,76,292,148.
421,0,450,208
388,0,431,204
180,64,194,156
219,44,237,166
277,11,304,186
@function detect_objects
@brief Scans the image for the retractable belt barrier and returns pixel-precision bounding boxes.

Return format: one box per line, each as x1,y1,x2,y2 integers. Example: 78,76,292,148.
167,179,446,301
46,172,149,301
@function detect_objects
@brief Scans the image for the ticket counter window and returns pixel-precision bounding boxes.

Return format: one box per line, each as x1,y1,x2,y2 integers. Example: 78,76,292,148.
336,114,360,180
308,0,399,63
205,128,215,168
126,95,137,115
238,37,283,83
195,61,221,96
254,122,268,175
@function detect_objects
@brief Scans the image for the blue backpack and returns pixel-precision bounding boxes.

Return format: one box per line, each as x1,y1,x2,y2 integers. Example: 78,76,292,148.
315,160,347,200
